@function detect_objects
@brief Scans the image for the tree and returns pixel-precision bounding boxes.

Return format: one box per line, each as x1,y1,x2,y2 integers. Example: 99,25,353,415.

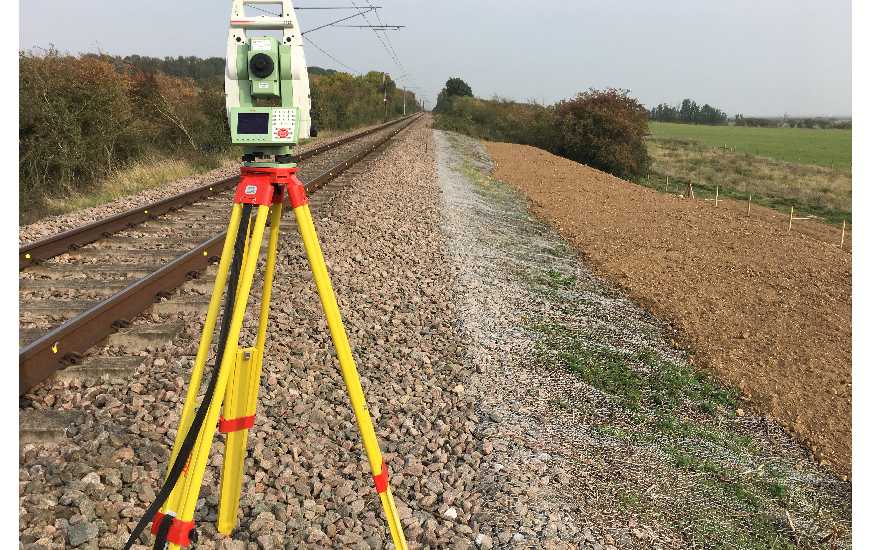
444,77,472,98
650,102,679,122
698,103,726,125
679,98,699,123
434,77,473,112
652,98,726,125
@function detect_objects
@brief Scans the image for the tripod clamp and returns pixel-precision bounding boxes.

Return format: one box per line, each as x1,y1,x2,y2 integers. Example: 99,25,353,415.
233,165,306,209
151,512,196,548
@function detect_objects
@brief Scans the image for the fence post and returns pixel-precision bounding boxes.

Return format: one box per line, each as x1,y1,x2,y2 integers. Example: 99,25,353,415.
788,206,794,232
841,220,847,248
715,186,719,207
747,194,752,215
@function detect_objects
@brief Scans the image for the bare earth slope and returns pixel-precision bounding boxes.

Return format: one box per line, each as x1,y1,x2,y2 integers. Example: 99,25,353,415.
484,141,851,478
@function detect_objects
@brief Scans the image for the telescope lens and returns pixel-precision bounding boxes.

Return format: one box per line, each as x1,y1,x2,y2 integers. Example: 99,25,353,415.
249,53,275,78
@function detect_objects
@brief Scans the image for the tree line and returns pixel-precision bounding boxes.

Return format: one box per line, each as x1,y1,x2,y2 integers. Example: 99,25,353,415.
434,78,650,178
734,114,851,129
19,49,420,201
649,99,727,125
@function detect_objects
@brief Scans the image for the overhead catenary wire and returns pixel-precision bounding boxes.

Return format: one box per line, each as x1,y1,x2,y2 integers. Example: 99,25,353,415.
348,0,421,103
361,0,423,104
253,2,423,104
350,1,401,69
304,34,359,73
301,7,377,35
368,1,405,73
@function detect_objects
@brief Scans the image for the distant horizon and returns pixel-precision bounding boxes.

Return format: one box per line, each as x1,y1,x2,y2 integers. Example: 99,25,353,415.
19,42,853,121
19,0,851,119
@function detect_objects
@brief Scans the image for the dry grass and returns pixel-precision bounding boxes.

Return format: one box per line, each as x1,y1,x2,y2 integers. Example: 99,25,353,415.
646,139,852,224
20,153,234,225
19,126,357,225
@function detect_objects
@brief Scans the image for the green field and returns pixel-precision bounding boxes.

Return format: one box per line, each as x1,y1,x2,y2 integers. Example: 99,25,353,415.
649,122,851,170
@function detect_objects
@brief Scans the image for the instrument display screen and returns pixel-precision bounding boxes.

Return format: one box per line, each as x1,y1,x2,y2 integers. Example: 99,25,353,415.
237,112,269,134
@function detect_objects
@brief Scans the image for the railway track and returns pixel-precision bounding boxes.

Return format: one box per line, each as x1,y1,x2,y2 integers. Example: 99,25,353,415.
19,113,421,398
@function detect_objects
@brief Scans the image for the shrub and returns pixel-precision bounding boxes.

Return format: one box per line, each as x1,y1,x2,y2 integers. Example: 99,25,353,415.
434,83,650,178
19,49,419,207
435,96,558,149
434,77,473,113
310,71,421,131
20,49,135,197
553,89,650,178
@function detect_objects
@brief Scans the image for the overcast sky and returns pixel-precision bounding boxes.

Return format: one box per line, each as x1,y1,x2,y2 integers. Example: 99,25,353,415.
19,0,851,117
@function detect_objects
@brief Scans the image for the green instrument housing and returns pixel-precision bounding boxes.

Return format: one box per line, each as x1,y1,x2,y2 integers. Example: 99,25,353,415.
229,36,300,160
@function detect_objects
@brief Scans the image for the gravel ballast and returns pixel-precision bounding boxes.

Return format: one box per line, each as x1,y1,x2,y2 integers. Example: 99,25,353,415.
19,121,849,549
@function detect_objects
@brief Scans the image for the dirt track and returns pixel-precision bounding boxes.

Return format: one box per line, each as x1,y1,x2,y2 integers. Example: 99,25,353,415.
484,142,851,478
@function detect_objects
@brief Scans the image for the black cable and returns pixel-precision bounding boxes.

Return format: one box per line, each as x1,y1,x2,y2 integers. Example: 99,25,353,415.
124,204,254,550
153,515,172,549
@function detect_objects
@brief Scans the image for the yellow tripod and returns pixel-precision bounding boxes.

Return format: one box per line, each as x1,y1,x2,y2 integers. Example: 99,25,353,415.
125,166,407,550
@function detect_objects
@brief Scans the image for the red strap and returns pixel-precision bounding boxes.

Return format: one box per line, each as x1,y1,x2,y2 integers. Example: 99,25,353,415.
372,458,389,494
151,512,195,547
219,414,256,433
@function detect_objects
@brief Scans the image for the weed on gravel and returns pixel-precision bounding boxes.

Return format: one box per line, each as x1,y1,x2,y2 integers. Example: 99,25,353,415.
524,238,851,549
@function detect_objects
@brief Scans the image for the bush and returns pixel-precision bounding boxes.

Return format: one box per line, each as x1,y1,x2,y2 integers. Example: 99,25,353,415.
434,77,473,113
310,71,421,131
19,49,232,201
435,96,558,149
553,89,650,178
434,84,649,178
20,49,135,197
19,49,419,206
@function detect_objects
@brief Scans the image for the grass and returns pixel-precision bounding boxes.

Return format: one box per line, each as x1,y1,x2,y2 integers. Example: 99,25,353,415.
531,314,806,548
648,122,851,169
20,151,237,225
534,322,738,415
19,129,334,226
639,137,852,225
525,265,846,549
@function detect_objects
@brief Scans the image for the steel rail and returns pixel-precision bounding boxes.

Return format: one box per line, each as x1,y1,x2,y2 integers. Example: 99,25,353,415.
19,113,422,395
19,114,415,270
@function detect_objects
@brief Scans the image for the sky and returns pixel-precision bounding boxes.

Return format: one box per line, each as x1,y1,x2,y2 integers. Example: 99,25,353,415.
18,0,852,117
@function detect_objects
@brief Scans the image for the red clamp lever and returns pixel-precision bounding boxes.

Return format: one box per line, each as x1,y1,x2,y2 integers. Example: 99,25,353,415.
151,512,196,547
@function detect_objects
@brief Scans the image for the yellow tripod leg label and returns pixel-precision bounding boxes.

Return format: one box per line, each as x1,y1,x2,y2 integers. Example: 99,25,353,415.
218,347,259,535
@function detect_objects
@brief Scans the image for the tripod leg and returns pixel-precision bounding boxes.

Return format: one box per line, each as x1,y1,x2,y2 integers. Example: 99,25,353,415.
162,204,272,549
162,203,244,515
217,346,258,535
253,203,284,376
290,200,408,549
217,203,284,535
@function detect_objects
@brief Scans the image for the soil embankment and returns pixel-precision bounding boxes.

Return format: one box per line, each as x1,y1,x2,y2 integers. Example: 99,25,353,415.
484,141,851,478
